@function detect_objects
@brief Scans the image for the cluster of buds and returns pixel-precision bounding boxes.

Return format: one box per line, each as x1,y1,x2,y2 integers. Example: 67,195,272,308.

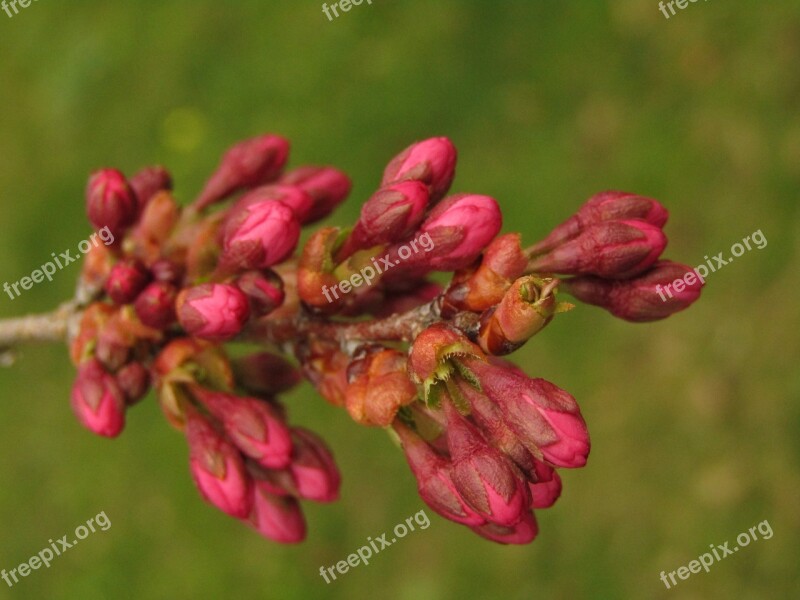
63,134,701,545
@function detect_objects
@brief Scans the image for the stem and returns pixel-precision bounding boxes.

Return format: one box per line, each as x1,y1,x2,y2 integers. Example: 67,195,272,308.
0,301,81,365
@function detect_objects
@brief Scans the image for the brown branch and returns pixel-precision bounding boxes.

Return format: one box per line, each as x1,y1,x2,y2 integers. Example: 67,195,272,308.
0,301,82,366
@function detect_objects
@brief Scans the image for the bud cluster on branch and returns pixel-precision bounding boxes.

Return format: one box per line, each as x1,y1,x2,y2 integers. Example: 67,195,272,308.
43,134,702,545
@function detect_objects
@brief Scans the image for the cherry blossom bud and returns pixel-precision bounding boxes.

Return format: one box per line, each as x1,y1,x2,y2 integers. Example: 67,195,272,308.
70,358,126,438
527,220,667,279
471,510,538,545
116,362,150,405
185,409,253,518
344,347,418,427
560,260,703,322
287,428,341,503
478,277,561,355
387,194,501,273
297,227,345,310
221,200,300,271
134,281,177,329
443,400,530,527
130,191,181,265
528,459,562,509
129,166,172,210
176,283,250,342
393,422,486,526
245,483,307,543
444,234,528,313
231,352,301,396
348,181,430,249
529,191,669,255
105,259,151,305
381,137,457,202
229,184,314,224
195,134,290,210
85,169,138,235
95,325,132,372
192,388,293,469
279,166,352,223
470,360,590,468
235,270,285,317
69,303,115,366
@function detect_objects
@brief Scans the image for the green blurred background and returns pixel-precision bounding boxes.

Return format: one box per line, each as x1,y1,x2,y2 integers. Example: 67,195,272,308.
0,1,798,599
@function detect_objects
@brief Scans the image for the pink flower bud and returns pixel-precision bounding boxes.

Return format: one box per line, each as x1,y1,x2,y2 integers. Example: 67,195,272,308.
129,166,172,210
245,483,307,543
471,510,538,545
392,194,501,272
229,184,314,224
85,169,138,235
185,409,253,518
560,260,703,322
235,270,285,317
177,283,251,342
350,181,430,248
279,166,352,223
443,400,530,527
105,259,151,305
195,134,290,210
529,191,669,255
287,428,341,503
134,281,177,329
70,358,126,437
393,422,486,526
192,388,293,469
116,361,150,405
470,360,590,468
527,220,667,279
382,137,457,202
528,459,562,509
221,200,300,271
150,259,184,284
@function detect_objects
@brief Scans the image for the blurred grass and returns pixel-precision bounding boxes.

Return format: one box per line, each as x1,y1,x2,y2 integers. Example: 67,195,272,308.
0,1,798,599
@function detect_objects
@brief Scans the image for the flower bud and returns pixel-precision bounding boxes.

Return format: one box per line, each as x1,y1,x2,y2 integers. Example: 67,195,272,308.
129,166,172,209
69,302,115,366
235,270,285,317
150,258,184,284
470,360,590,468
560,260,703,322
95,324,132,372
348,181,430,250
296,227,345,310
387,194,501,272
130,191,181,265
287,427,341,503
381,137,457,202
231,352,301,396
195,134,290,209
185,409,253,518
70,358,126,437
192,388,293,469
477,277,560,355
221,200,300,271
393,422,486,526
470,510,538,545
443,400,530,526
229,184,314,224
529,191,669,255
177,283,251,342
344,347,418,427
297,339,351,406
134,281,177,330
528,459,562,509
245,484,307,543
85,169,138,235
527,220,667,279
116,361,150,405
279,166,352,223
105,259,151,305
